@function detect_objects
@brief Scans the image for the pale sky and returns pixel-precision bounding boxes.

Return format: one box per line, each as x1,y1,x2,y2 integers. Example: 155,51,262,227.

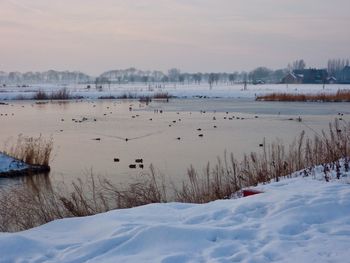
0,0,349,75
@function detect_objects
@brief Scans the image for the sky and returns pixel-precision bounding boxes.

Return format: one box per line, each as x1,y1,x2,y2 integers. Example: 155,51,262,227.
0,0,349,75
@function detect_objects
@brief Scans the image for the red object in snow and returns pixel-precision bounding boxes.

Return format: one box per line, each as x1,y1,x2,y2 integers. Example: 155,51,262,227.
242,189,262,197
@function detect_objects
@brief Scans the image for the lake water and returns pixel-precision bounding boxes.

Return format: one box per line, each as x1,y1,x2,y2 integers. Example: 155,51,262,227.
0,99,348,186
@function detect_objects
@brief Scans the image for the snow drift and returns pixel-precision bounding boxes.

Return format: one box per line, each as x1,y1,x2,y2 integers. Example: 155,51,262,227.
0,168,349,262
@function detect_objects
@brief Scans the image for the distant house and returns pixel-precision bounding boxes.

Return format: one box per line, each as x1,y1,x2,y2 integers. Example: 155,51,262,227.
253,79,265,85
338,66,350,84
281,72,303,84
292,69,328,84
327,76,337,84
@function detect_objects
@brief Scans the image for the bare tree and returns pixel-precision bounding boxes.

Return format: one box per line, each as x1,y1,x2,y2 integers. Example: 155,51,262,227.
289,59,306,71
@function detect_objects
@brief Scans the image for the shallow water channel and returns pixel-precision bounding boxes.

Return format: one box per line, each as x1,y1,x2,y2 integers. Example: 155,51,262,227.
0,99,348,187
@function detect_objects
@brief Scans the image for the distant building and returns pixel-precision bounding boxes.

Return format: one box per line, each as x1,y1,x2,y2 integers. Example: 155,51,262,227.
327,76,337,84
253,79,265,85
281,72,303,84
292,69,328,84
338,66,350,84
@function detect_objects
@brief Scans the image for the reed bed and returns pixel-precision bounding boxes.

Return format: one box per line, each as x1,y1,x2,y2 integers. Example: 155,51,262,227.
153,92,171,99
116,93,137,99
33,88,72,100
98,95,116,99
3,135,53,167
117,92,171,101
50,88,71,100
256,89,350,102
33,90,49,100
0,119,349,232
176,119,349,203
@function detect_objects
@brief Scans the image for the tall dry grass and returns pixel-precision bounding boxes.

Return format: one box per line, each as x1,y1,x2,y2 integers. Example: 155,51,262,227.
3,135,53,167
33,88,71,100
116,93,137,99
177,119,349,203
0,175,63,232
50,88,71,100
256,89,350,102
0,168,167,232
33,90,49,100
153,92,171,99
0,119,349,232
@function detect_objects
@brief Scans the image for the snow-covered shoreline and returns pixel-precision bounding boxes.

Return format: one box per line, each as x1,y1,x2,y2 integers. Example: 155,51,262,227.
0,162,349,262
0,83,350,100
0,152,50,177
0,152,29,175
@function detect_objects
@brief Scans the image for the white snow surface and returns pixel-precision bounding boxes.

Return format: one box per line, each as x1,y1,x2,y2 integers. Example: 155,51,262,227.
1,166,350,262
0,83,350,100
0,152,28,173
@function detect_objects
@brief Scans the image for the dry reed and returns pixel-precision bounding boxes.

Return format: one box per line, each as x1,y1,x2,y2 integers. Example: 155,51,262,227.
153,92,171,99
256,89,350,102
3,135,53,167
33,88,71,100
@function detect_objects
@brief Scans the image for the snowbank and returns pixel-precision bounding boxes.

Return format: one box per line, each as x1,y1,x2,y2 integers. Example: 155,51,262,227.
0,153,50,177
0,165,349,262
0,152,29,175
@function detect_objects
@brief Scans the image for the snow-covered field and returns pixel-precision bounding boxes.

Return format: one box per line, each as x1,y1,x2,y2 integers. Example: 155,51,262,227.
0,163,349,262
0,83,350,100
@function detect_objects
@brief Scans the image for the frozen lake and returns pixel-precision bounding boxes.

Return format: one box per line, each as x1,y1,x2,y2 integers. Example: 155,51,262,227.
0,98,348,186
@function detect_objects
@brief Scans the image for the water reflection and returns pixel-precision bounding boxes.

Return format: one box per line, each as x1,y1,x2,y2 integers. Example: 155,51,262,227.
0,173,52,192
24,173,53,193
51,100,72,110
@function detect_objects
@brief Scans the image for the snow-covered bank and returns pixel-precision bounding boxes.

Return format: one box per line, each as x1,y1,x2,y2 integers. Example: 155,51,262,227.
1,83,350,100
0,152,50,177
0,152,29,175
0,165,349,262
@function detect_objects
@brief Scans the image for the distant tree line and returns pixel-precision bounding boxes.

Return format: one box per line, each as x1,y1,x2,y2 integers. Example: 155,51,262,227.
0,58,349,86
0,70,91,85
98,67,288,86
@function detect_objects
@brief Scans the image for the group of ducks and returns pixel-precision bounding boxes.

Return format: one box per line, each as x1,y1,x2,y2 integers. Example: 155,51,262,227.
76,105,267,169
0,113,14,116
113,157,144,169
